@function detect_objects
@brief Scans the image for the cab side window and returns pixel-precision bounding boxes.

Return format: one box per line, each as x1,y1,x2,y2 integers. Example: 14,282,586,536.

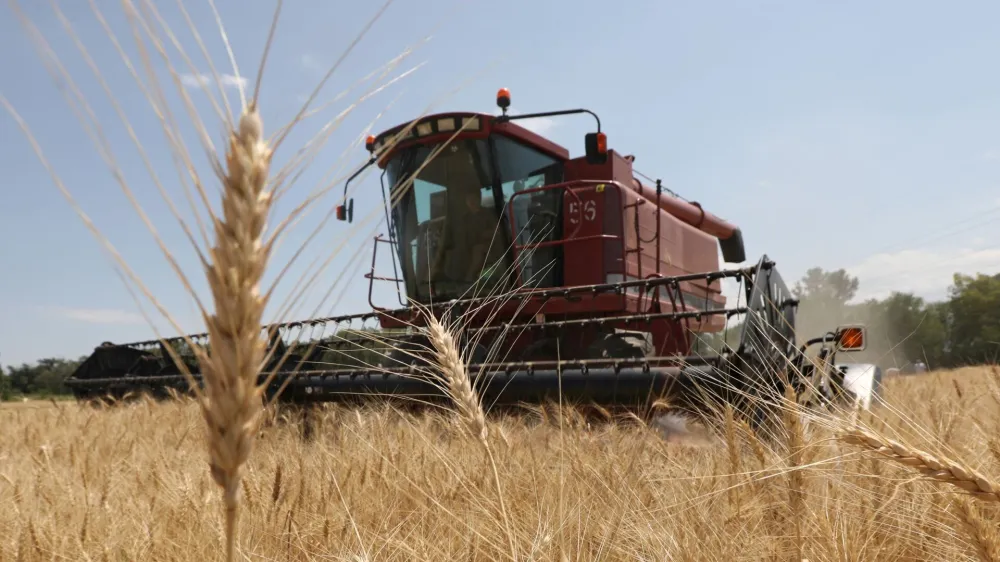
492,136,563,203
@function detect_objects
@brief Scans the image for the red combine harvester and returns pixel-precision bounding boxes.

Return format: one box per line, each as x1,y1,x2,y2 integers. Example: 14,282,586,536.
65,89,871,418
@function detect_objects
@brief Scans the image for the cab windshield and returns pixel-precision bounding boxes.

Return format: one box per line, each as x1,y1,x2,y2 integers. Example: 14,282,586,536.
387,139,510,301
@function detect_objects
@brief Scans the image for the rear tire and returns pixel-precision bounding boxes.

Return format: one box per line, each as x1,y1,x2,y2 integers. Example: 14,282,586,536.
586,331,653,360
377,333,488,369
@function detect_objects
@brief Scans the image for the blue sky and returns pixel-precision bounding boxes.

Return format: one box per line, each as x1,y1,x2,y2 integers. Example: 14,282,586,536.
2,0,999,366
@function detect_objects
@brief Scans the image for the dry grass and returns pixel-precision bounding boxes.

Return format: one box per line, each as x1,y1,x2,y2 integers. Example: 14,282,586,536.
0,366,999,561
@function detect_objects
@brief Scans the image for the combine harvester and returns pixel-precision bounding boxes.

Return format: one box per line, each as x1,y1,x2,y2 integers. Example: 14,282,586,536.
65,89,875,420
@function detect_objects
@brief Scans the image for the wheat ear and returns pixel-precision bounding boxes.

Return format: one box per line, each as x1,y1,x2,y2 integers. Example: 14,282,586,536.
423,312,520,558
724,403,742,515
424,313,488,443
953,497,1000,562
839,427,1000,501
783,384,806,561
193,101,274,562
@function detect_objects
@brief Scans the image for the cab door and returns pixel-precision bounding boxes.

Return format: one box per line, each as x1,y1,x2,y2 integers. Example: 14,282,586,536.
490,136,565,289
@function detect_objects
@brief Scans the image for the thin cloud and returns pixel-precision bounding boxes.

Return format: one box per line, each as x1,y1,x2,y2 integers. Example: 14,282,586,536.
509,107,557,135
982,148,1000,161
179,72,247,90
52,307,146,326
848,246,1000,302
516,116,556,135
489,107,558,136
299,53,324,75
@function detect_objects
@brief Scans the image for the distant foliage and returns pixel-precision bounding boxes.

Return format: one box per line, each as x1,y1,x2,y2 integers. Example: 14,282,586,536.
684,266,998,370
947,273,1000,364
2,357,83,399
793,266,860,305
0,369,11,401
793,268,1000,370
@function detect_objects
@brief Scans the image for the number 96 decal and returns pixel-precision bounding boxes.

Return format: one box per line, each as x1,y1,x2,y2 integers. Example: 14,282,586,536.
568,199,597,224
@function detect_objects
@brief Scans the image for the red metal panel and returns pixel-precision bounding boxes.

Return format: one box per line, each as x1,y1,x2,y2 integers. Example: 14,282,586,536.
631,179,737,240
561,185,609,287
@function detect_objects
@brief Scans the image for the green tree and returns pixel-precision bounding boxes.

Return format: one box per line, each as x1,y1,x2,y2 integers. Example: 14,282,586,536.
7,363,37,395
947,273,1000,365
793,267,860,305
867,291,947,369
792,267,862,343
6,357,81,397
923,300,952,367
0,364,11,401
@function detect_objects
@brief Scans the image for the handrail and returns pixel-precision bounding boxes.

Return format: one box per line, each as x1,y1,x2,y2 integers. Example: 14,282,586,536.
505,180,587,244
504,179,629,287
365,235,404,312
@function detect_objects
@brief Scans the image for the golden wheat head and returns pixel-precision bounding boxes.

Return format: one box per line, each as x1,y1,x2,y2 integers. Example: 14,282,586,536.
191,101,274,560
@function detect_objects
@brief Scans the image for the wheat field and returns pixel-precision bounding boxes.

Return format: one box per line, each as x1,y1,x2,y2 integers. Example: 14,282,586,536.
1,366,998,561
5,3,1000,561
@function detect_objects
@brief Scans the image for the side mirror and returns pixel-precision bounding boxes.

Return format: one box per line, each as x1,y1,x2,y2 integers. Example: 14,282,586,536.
585,132,608,164
336,198,354,223
835,324,866,352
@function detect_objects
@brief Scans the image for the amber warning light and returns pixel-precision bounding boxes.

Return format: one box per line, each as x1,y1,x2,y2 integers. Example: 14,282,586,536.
836,325,866,351
336,198,354,223
496,88,511,111
585,131,608,164
595,132,607,153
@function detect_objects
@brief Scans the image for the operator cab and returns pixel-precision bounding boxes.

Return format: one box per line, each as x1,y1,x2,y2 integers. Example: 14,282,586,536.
371,112,570,302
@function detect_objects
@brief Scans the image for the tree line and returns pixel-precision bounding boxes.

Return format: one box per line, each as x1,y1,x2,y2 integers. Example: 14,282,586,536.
692,266,1000,373
702,266,1000,370
0,356,84,400
790,268,1000,370
3,267,998,400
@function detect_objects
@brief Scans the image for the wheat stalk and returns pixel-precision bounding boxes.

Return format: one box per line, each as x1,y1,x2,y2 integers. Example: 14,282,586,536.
839,426,1000,501
783,384,806,561
424,313,489,443
953,496,1000,562
724,403,742,515
421,310,519,560
191,101,274,562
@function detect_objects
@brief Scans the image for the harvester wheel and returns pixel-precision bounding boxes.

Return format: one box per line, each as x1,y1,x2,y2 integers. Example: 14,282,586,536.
377,333,488,370
517,337,560,362
586,331,653,360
